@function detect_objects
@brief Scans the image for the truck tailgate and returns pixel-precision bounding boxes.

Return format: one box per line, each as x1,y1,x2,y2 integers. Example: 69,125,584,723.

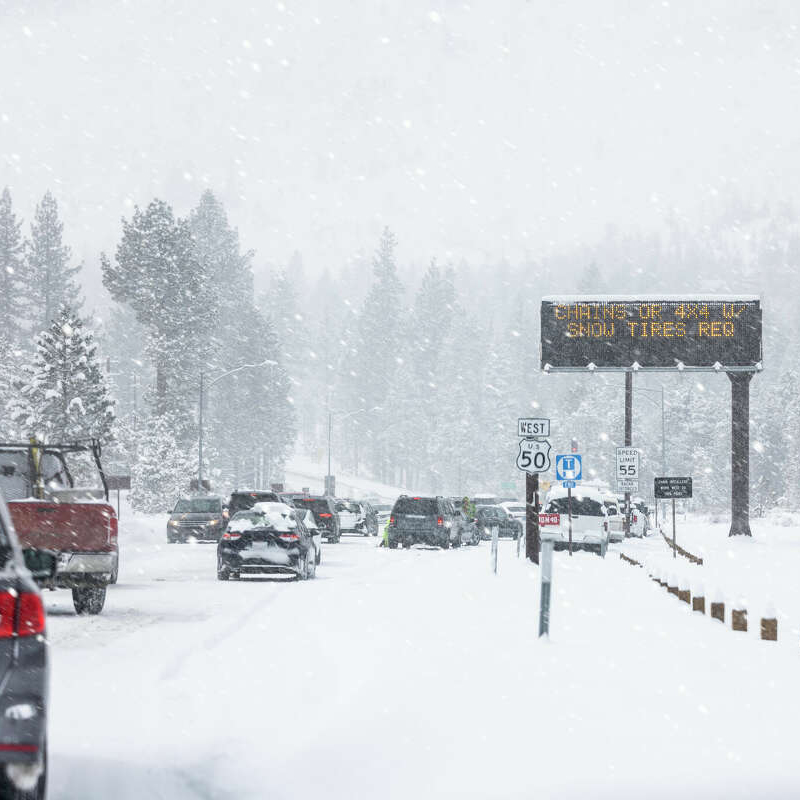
8,501,117,553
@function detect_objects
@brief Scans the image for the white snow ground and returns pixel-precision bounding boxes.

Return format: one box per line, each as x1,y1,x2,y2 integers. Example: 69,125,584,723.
44,505,800,799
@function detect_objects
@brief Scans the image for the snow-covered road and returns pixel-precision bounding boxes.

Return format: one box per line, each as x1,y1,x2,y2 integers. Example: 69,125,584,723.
44,516,800,799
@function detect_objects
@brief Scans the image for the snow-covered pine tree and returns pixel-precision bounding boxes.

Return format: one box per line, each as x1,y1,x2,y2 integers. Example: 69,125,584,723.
0,188,26,344
24,191,82,332
130,411,193,513
11,305,115,443
101,198,212,427
340,227,405,481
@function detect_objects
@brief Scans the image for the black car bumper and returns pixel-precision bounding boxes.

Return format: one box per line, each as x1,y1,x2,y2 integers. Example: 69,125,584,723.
0,638,47,764
218,544,304,575
389,529,449,548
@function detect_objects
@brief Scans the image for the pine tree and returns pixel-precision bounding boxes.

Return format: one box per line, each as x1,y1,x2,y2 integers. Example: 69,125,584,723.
24,191,82,332
130,411,193,513
340,227,405,480
0,188,26,343
11,305,115,443
101,198,211,423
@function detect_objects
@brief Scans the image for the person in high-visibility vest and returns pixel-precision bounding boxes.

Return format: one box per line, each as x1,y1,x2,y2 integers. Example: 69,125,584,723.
379,519,390,547
462,496,476,521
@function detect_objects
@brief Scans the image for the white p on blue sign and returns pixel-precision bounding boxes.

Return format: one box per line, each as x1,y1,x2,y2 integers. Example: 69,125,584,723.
555,454,582,482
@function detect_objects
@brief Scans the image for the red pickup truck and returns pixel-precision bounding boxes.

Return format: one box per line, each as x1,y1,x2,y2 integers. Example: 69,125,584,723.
0,440,118,615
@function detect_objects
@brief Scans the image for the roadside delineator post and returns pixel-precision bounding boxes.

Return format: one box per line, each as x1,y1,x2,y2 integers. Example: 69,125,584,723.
761,605,777,641
692,582,705,614
490,525,499,575
711,592,725,624
732,600,747,632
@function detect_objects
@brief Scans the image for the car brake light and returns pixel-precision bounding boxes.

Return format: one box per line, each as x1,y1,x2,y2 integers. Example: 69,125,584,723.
18,594,45,636
319,513,332,518
633,514,638,523
222,530,241,540
437,517,444,526
278,532,300,541
390,516,395,525
0,592,45,638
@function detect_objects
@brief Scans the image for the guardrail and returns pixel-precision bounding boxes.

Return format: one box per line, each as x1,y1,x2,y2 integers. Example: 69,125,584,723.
660,529,703,565
618,552,777,642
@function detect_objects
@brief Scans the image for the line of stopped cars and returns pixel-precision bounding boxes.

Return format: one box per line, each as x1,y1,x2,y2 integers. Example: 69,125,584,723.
165,490,381,581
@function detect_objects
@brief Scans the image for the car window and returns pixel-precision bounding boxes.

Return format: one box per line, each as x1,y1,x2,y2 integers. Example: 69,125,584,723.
174,498,221,513
393,497,438,515
291,498,333,513
546,497,604,516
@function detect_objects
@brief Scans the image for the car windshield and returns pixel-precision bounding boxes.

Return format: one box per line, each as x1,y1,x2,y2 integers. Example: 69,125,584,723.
393,497,438,515
174,498,221,514
228,503,296,532
546,497,604,516
228,492,280,515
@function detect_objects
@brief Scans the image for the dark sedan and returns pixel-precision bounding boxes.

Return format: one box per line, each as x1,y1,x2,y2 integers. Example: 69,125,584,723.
217,502,317,581
0,491,48,800
475,504,523,540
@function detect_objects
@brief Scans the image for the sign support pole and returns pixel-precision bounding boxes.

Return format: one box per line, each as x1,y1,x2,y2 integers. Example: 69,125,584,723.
568,486,573,556
526,473,540,565
624,371,632,537
672,498,676,557
729,372,753,537
538,540,553,637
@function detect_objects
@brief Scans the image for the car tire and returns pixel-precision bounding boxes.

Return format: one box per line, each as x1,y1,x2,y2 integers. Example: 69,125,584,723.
440,538,450,550
110,555,119,585
452,535,461,548
72,585,106,615
388,540,398,549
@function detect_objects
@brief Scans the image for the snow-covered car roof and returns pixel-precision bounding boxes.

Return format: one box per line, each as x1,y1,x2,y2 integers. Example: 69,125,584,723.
228,502,297,532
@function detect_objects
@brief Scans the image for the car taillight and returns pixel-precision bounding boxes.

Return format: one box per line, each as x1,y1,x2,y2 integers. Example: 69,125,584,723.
0,592,45,638
633,514,638,523
437,517,444,526
222,530,241,540
319,513,332,518
278,533,300,542
389,516,395,525
108,514,118,543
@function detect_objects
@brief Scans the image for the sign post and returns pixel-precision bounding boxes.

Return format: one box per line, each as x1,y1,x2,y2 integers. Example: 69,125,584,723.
556,454,582,557
654,477,693,558
491,525,499,574
106,475,131,519
538,540,554,637
616,447,640,536
517,418,551,566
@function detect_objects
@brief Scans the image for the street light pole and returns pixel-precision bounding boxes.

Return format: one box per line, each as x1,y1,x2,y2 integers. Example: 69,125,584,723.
196,359,278,494
198,371,204,491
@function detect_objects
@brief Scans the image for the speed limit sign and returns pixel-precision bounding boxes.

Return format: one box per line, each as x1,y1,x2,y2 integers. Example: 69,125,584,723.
516,439,551,474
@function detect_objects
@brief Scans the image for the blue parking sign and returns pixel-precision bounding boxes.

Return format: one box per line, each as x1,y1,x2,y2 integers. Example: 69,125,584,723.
555,454,582,482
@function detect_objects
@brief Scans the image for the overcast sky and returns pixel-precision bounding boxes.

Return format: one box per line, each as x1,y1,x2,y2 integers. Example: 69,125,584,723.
2,0,800,295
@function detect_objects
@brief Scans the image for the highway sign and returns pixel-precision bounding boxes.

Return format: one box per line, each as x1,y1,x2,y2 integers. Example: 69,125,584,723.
516,439,551,474
518,418,550,438
540,297,762,371
616,447,639,480
555,454,582,482
655,476,692,499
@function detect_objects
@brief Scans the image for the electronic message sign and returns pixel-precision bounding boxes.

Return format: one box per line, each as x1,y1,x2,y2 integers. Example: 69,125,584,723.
541,296,761,371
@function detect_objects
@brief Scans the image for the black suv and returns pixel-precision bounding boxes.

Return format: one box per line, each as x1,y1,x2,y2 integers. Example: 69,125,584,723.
282,494,341,543
387,495,461,549
0,491,48,799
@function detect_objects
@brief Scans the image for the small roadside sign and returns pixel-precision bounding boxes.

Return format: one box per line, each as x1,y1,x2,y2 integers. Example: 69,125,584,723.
518,417,550,438
654,477,692,499
555,454,582,482
516,439,551,474
539,513,561,526
617,478,639,493
616,447,640,482
562,480,576,488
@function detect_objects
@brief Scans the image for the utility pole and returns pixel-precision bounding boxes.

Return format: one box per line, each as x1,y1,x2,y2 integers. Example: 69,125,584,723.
198,371,204,492
624,372,633,537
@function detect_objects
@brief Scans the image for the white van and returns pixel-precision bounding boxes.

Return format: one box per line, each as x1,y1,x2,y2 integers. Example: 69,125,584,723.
541,486,609,555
